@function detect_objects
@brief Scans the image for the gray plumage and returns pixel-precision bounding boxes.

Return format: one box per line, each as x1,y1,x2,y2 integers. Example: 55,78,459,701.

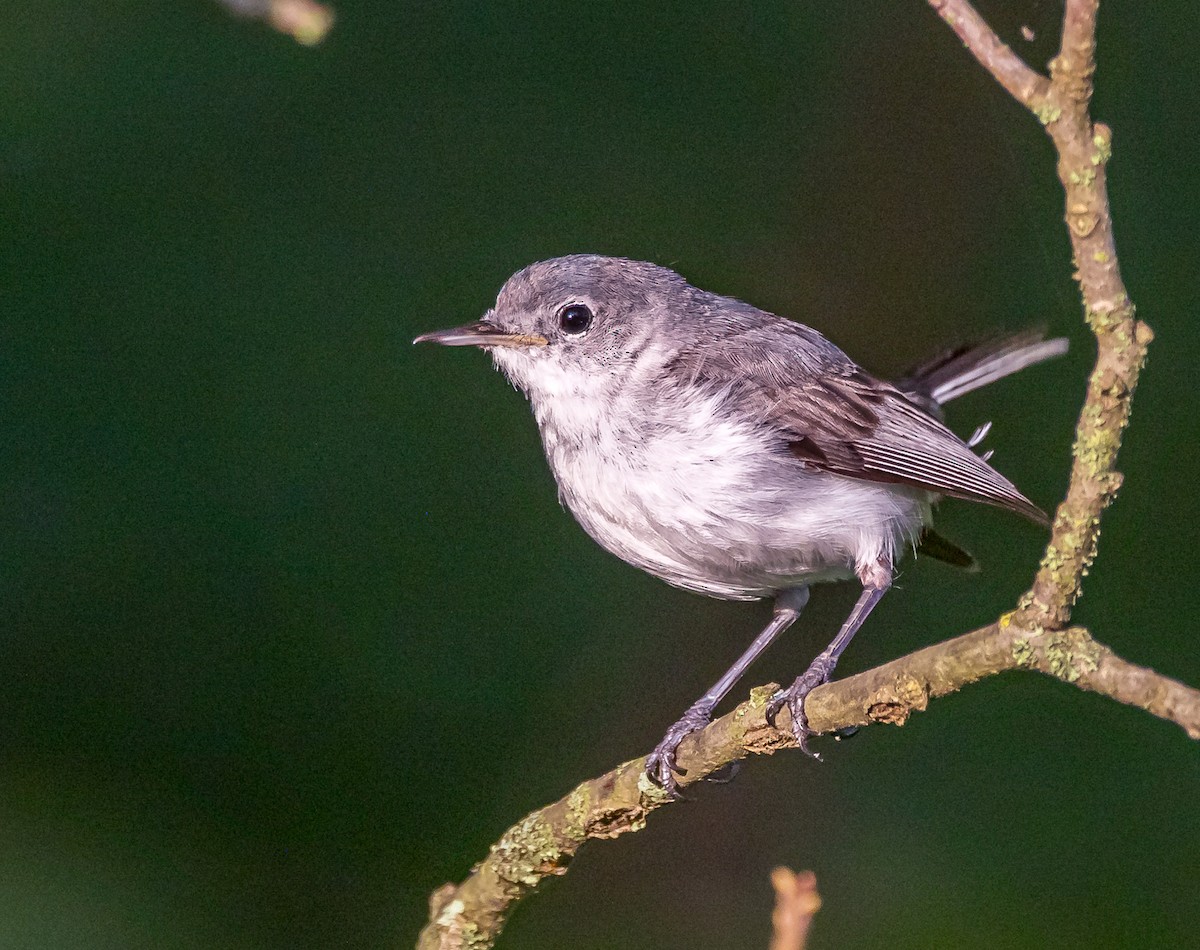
415,254,1067,791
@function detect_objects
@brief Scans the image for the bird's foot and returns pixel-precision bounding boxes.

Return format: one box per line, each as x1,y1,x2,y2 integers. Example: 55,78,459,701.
766,653,838,760
645,701,714,798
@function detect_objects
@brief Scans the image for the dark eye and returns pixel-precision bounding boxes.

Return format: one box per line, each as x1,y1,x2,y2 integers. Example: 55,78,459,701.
557,303,593,336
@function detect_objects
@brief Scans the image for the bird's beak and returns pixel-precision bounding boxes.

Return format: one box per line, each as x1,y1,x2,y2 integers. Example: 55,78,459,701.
412,320,548,348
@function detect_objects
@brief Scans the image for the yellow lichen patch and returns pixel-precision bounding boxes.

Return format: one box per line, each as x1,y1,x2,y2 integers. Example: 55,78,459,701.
490,813,564,887
1043,631,1101,683
748,684,778,707
563,785,591,842
636,771,673,805
1074,420,1121,477
1035,101,1063,126
1084,306,1127,333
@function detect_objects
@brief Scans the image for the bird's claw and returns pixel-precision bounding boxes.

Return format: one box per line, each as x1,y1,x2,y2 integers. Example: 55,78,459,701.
644,746,687,799
766,657,836,760
644,702,714,798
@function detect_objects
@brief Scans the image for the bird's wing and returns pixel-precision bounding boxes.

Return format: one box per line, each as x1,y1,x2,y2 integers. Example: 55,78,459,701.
782,371,1048,524
669,320,1049,524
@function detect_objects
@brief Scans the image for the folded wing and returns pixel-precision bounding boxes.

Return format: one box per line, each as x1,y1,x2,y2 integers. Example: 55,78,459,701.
667,317,1049,524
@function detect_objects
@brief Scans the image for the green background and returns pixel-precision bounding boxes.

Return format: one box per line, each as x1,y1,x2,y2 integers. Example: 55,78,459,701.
4,1,1198,947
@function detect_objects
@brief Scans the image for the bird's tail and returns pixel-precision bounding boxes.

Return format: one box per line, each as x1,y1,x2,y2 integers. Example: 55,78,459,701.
898,328,1069,405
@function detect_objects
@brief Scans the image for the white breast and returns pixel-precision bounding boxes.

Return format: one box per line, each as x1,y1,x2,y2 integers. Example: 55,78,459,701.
530,375,931,600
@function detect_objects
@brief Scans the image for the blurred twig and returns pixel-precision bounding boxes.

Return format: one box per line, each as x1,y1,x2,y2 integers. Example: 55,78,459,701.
417,2,1196,947
216,0,335,45
770,869,821,950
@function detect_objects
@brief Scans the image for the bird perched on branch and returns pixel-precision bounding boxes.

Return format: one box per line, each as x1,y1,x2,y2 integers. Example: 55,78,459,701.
416,255,1066,795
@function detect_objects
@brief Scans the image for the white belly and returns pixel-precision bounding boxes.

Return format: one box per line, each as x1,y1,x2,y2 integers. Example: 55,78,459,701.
536,389,930,600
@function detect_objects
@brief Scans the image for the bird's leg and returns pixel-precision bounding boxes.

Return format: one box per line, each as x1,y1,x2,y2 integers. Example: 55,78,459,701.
768,562,892,758
646,586,809,796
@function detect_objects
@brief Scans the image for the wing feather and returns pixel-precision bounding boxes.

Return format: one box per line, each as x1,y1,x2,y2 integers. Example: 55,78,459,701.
664,318,1048,524
786,373,1049,524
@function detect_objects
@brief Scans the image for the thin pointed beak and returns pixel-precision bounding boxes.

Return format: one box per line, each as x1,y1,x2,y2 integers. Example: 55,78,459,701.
412,320,548,348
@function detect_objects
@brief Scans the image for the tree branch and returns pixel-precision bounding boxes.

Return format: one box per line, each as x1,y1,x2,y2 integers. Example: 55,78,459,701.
417,2,1183,947
930,0,1148,632
420,625,1200,949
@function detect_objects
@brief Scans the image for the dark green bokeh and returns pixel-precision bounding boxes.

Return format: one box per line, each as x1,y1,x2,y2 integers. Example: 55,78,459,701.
3,1,1198,947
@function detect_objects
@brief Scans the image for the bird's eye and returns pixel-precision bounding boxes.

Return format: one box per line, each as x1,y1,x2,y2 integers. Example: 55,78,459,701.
557,303,593,336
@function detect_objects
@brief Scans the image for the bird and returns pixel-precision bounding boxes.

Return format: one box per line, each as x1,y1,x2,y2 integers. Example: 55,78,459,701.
415,254,1067,795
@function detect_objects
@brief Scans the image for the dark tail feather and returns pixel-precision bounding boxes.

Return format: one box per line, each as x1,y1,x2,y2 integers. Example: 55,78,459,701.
916,527,979,571
900,329,1069,405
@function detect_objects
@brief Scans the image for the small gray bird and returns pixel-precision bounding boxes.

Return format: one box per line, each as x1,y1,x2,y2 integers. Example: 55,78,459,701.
415,255,1066,795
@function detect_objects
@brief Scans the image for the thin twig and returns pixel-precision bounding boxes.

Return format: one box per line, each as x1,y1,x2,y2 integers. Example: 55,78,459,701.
926,0,1051,112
